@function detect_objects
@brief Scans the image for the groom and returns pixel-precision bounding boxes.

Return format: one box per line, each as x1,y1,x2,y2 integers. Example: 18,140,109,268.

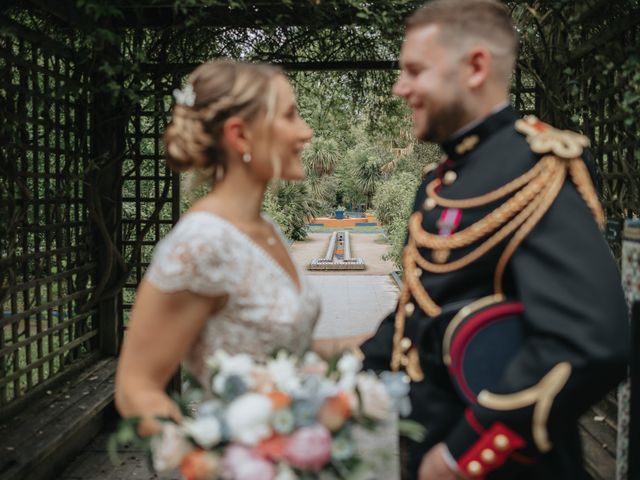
361,1,629,479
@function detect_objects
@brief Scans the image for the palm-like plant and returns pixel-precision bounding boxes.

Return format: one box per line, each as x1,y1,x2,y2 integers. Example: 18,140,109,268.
263,181,322,240
303,136,340,176
348,146,385,209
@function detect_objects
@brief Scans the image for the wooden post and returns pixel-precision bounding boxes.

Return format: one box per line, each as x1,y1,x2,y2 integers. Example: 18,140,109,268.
629,301,640,480
619,220,640,480
90,39,126,357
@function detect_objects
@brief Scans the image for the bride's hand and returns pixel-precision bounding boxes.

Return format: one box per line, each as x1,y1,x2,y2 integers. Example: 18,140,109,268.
418,443,464,480
130,390,183,436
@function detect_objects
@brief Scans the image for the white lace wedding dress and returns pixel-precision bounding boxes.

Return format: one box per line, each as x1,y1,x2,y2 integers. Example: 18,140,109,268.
144,210,398,479
145,211,322,387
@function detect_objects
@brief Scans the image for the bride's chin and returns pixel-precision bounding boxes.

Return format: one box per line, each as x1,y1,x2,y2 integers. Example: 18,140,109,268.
280,167,306,181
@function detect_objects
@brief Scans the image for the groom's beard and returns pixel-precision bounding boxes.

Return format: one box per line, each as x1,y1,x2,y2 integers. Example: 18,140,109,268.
419,98,469,144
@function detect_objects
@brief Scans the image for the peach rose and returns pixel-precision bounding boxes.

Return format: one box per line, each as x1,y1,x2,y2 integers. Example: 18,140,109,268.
180,449,219,480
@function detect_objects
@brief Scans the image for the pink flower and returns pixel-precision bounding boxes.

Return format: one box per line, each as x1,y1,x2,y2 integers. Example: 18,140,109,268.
284,424,332,472
221,444,276,480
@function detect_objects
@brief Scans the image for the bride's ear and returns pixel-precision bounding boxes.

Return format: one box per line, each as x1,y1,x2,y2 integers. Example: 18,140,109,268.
222,116,252,157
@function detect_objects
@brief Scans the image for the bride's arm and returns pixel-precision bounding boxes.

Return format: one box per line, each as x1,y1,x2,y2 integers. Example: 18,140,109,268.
114,280,227,435
312,333,372,360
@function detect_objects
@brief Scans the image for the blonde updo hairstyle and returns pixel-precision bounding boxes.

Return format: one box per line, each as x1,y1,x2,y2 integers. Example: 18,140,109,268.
164,59,282,179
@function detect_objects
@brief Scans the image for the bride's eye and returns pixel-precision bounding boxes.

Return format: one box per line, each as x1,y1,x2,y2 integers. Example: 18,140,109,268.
285,107,296,119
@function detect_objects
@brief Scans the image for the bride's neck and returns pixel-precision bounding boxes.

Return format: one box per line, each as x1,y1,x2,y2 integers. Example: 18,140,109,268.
207,169,267,224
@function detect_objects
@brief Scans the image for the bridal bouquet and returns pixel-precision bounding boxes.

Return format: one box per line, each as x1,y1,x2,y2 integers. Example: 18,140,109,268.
110,349,423,480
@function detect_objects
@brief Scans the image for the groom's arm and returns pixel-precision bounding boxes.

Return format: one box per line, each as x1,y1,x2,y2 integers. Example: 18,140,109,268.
441,180,629,477
359,310,396,372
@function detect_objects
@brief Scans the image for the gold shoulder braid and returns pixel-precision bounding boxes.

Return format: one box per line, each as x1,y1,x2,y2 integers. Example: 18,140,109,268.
391,116,604,382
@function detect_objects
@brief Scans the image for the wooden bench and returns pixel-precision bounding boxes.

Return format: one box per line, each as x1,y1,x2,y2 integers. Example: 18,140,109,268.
0,357,117,480
581,393,618,480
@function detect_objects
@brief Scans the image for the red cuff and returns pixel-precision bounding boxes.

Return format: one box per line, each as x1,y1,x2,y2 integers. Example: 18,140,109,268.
455,422,526,478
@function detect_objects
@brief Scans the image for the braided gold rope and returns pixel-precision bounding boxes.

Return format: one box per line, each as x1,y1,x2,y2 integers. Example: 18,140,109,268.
410,165,553,252
407,169,556,274
494,162,567,293
568,158,605,230
390,153,605,378
391,284,412,371
404,241,443,317
425,156,551,209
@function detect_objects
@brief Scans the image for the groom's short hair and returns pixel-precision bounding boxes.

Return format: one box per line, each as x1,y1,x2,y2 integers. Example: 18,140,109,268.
406,0,518,82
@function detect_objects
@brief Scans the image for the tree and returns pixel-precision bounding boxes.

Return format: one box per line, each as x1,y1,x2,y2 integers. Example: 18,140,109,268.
347,145,385,209
263,181,321,241
303,136,340,176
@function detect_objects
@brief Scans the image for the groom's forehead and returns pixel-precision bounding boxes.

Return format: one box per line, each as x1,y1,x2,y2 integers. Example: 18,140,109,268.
400,25,450,64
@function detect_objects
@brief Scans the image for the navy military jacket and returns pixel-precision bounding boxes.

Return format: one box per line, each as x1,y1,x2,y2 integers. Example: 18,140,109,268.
361,106,629,479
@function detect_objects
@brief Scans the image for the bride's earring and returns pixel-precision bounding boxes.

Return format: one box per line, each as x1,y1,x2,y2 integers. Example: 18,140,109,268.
216,165,224,181
242,152,252,163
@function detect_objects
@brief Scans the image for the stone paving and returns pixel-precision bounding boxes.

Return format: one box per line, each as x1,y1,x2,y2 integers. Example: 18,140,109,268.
291,231,399,358
309,275,398,338
290,232,399,340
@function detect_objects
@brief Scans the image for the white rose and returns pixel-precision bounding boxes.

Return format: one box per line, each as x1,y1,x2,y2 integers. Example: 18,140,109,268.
183,416,222,448
226,393,273,445
208,350,254,373
337,352,362,377
356,373,393,421
338,373,357,391
150,422,192,472
267,351,300,392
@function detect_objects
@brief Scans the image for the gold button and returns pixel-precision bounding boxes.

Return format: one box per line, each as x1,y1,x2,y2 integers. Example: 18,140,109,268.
467,460,483,476
404,302,415,316
423,197,437,210
481,448,496,464
443,170,457,185
494,434,510,451
400,337,412,350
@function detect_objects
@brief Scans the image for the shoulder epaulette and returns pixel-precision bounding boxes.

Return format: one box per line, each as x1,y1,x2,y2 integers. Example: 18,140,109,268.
515,116,589,160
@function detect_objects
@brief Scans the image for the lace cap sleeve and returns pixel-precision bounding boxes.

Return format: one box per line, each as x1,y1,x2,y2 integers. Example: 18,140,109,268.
145,213,230,297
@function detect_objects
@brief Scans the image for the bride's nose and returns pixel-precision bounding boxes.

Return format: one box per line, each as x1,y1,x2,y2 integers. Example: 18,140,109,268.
300,120,313,141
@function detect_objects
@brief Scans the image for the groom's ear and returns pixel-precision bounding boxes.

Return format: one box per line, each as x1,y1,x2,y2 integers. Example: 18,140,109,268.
222,116,252,156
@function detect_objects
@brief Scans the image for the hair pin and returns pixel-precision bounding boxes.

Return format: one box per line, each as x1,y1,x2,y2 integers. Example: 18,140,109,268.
173,83,196,107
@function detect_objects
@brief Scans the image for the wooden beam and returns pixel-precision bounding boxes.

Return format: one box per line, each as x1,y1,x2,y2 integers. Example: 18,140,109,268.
140,60,399,76
109,3,398,29
566,11,640,63
0,15,75,59
26,0,96,30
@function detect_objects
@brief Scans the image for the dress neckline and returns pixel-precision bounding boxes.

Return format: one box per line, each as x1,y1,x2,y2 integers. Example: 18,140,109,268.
183,210,303,294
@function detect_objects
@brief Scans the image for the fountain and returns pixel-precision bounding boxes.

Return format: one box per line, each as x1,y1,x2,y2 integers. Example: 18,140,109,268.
308,231,365,270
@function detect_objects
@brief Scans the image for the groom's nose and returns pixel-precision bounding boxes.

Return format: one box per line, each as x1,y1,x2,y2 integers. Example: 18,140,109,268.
392,74,410,98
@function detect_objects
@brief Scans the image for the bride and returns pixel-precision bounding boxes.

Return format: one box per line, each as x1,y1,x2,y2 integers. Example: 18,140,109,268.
114,59,320,433
114,60,399,479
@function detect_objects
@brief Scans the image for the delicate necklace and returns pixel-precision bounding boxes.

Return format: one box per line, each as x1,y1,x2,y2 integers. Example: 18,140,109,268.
265,222,277,246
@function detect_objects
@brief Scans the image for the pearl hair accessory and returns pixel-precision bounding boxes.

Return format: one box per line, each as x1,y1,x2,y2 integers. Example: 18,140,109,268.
173,83,196,107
